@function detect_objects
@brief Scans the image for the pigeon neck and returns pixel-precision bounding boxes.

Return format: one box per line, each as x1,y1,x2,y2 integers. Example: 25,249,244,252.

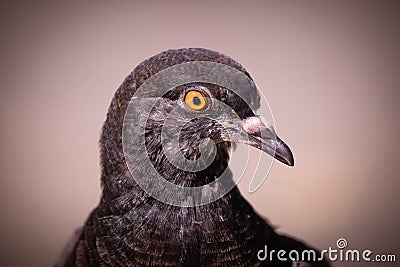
100,141,238,204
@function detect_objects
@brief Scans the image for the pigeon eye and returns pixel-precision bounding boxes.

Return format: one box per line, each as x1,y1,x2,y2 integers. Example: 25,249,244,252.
184,90,207,111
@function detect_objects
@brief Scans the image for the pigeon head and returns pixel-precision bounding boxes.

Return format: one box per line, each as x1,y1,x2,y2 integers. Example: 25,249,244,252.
100,48,293,200
59,49,329,267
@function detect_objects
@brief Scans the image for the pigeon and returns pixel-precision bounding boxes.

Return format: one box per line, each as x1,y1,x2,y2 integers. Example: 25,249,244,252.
57,48,329,267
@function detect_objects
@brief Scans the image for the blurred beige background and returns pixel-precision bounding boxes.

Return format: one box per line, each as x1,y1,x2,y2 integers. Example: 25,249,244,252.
0,1,399,266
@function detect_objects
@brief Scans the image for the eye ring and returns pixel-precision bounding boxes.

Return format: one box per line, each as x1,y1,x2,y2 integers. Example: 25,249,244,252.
184,90,207,111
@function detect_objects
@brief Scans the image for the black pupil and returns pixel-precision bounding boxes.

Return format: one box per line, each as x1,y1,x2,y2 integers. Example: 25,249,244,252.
192,96,201,106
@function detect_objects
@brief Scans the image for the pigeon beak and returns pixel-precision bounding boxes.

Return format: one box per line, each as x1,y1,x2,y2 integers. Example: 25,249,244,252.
239,116,294,166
